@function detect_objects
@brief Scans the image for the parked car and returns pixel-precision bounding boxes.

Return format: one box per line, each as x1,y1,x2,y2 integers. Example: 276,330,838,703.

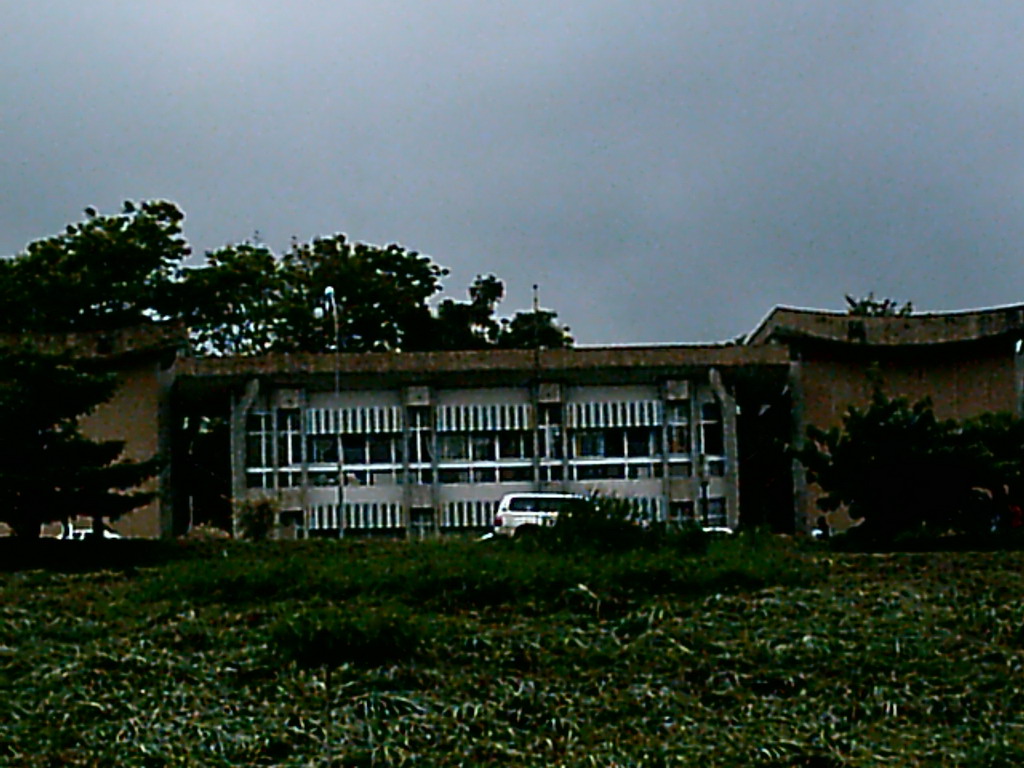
492,493,589,537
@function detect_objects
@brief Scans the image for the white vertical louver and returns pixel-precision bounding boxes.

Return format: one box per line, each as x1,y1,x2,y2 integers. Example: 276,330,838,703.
567,400,663,428
436,404,532,432
306,407,403,435
306,502,402,530
441,499,496,528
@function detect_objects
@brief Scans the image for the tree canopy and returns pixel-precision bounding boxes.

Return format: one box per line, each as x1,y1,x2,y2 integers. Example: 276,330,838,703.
1,201,573,355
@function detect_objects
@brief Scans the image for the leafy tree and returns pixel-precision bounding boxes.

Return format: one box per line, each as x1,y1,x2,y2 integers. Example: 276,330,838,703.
796,389,1024,539
276,234,444,353
3,201,573,355
0,347,160,538
0,201,189,332
845,292,914,317
180,234,446,355
496,307,572,349
177,243,282,356
413,274,572,351
425,274,505,350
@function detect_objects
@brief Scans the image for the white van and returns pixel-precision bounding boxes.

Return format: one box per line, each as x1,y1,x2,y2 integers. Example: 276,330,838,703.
492,493,588,537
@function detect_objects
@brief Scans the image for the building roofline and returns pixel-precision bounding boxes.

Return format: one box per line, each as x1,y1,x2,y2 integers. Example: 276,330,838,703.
0,323,188,361
178,343,786,378
745,302,1024,347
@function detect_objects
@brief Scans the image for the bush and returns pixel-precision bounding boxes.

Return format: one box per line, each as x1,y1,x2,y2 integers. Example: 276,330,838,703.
797,388,1024,542
235,497,278,541
529,495,649,553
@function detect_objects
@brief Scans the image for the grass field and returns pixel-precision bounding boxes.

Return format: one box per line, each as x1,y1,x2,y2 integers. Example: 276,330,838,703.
2,534,1023,766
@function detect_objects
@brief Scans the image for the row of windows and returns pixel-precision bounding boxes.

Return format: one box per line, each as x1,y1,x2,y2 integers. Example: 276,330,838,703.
245,458,727,489
247,424,725,471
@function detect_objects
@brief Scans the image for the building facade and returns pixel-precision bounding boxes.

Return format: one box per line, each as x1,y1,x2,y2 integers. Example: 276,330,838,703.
179,346,786,537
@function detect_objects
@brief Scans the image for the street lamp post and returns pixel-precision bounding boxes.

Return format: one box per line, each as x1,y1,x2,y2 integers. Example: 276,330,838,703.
314,286,342,537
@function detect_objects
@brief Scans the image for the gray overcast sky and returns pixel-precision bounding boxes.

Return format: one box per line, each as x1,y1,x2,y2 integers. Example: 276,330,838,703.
4,1,1024,344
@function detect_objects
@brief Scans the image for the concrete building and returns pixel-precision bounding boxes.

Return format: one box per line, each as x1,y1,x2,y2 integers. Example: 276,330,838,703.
176,345,787,537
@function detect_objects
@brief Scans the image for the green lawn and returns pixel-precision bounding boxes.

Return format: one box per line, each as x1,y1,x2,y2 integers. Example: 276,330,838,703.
1,536,1023,766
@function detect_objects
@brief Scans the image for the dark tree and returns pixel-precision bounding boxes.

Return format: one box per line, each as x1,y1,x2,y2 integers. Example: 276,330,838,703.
845,292,914,317
0,347,159,538
3,202,573,356
0,201,190,333
496,308,573,349
276,234,445,353
422,274,505,350
177,243,282,356
796,388,1022,539
181,234,446,355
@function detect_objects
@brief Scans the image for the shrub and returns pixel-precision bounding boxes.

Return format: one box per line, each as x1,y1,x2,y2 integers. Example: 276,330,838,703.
235,497,278,541
796,388,1024,541
531,494,648,553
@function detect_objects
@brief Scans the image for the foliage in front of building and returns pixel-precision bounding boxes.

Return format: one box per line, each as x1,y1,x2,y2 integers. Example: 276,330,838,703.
0,347,160,538
526,494,712,556
797,388,1024,542
234,497,280,541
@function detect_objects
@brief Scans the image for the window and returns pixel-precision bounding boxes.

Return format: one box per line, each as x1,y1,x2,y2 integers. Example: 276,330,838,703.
307,435,338,464
500,466,534,483
539,465,563,482
701,401,724,456
573,430,604,458
626,427,659,458
245,412,274,488
627,463,660,479
499,431,534,459
666,401,691,456
368,435,394,464
406,407,433,467
245,413,273,469
575,464,625,480
342,435,367,465
668,461,692,478
309,470,338,487
439,468,471,484
471,433,496,461
538,405,563,459
438,434,469,460
667,425,691,455
668,500,695,525
277,410,302,468
704,498,727,528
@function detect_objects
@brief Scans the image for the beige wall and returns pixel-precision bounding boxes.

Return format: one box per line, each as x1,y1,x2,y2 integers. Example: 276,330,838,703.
79,357,168,538
799,347,1016,431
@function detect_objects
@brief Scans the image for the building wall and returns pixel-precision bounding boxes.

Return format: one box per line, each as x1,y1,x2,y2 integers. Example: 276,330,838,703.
797,345,1017,430
78,356,172,538
235,375,741,537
